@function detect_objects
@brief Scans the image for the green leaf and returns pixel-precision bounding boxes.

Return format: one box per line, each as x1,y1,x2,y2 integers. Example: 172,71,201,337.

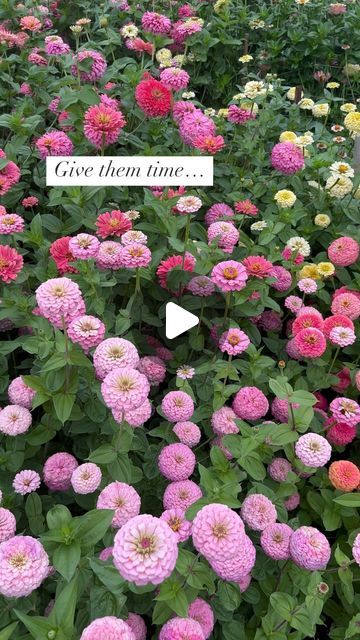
72,509,114,546
238,452,266,480
53,542,81,581
89,558,125,595
41,353,67,372
345,613,360,638
270,592,297,621
47,505,72,530
217,581,241,611
87,444,117,464
48,575,78,636
0,623,18,640
14,612,55,640
333,494,360,507
53,393,75,423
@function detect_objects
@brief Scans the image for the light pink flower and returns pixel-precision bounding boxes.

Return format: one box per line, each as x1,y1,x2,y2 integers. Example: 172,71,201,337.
93,338,139,380
35,277,84,329
158,443,196,481
219,328,250,355
43,452,78,491
232,387,269,421
0,508,16,542
8,376,36,409
241,494,277,531
209,534,256,581
0,405,32,436
13,470,40,495
188,598,214,639
261,523,292,560
68,315,106,351
173,421,201,447
0,535,49,597
80,616,135,640
71,463,102,494
211,260,248,292
160,508,192,542
290,526,331,570
192,503,244,561
163,480,202,511
159,617,205,640
162,391,194,422
329,326,356,347
69,234,100,259
97,481,141,528
101,367,150,412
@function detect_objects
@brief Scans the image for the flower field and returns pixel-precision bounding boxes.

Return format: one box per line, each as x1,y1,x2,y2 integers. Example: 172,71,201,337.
0,0,360,638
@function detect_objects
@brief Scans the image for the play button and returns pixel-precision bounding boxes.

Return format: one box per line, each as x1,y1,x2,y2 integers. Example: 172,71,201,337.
165,302,199,339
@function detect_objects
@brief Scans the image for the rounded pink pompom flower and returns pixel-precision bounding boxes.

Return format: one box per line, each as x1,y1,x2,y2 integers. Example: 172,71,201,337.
290,526,331,570
67,315,106,352
160,508,192,542
241,494,277,531
329,397,360,427
294,327,327,358
232,386,269,421
69,233,100,259
97,481,141,528
271,265,292,292
13,470,40,495
99,547,113,561
328,236,359,267
84,104,126,148
173,421,201,448
93,338,140,380
352,533,360,567
205,203,234,226
192,503,244,562
8,377,36,409
43,452,78,491
159,617,205,640
0,508,16,542
331,292,360,320
271,142,305,175
101,367,150,412
211,406,239,435
80,616,135,640
125,613,146,640
207,221,239,253
271,398,299,423
113,514,178,586
138,356,166,385
35,131,74,158
211,260,248,292
268,458,292,482
117,399,152,428
71,50,107,82
295,433,332,468
162,391,194,422
284,493,300,511
209,534,256,581
163,480,202,511
329,326,356,347
158,443,196,481
160,67,190,91
96,241,123,270
0,405,32,436
71,463,102,494
0,535,49,598
260,523,293,560
187,275,215,297
35,277,84,329
188,598,214,639
141,11,171,34
219,328,250,355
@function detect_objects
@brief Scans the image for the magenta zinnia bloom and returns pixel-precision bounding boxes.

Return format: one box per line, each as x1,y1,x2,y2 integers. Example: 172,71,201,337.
97,481,141,528
101,367,150,412
187,275,215,297
113,514,178,586
173,421,201,448
179,110,216,146
205,202,234,225
158,443,196,481
192,503,244,562
84,104,126,148
71,50,107,82
0,245,23,283
294,327,327,358
162,391,194,422
160,67,190,91
0,535,49,598
290,526,331,570
227,104,256,124
43,452,78,491
271,142,305,175
141,11,172,34
163,480,202,511
219,328,250,355
80,616,135,640
159,617,204,640
35,131,74,158
241,493,277,531
232,386,269,421
211,260,248,292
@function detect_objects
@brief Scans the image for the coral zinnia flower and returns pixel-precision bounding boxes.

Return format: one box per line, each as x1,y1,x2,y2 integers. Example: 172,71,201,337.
95,210,132,239
50,237,77,274
243,255,273,279
0,245,24,283
135,74,172,118
156,253,196,293
84,104,126,148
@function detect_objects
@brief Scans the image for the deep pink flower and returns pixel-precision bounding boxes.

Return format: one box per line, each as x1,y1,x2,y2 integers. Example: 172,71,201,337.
84,104,126,148
0,245,23,283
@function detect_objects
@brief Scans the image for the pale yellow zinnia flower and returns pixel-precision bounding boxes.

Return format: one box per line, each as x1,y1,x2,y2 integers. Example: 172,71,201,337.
274,190,297,208
344,111,360,134
317,262,335,277
314,214,331,228
299,264,321,280
280,131,297,142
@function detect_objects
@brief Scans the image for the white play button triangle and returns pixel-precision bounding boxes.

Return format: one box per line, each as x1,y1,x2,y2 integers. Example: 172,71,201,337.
165,302,199,339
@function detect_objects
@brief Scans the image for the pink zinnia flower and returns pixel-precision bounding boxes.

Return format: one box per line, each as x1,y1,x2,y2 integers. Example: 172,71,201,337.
121,230,147,245
69,234,100,259
36,131,74,158
241,494,277,531
268,457,292,482
163,480,202,511
22,196,38,208
71,463,102,494
159,617,204,640
207,221,239,253
290,526,330,570
158,443,196,481
138,356,166,386
141,11,172,34
179,110,216,146
43,452,78,491
284,493,300,511
0,405,32,436
294,327,327,358
160,67,190,91
44,35,70,55
326,420,356,446
135,74,172,118
97,481,141,528
113,514,178,585
120,243,151,268
157,253,196,293
187,275,215,297
243,255,273,279
125,613,146,640
13,470,40,495
271,398,299,423
211,260,248,292
328,236,359,266
271,142,305,175
188,598,214,639
352,534,360,567
173,421,201,448
101,367,150,412
285,295,303,313
20,16,42,31
330,397,360,427
232,386,269,421
194,134,225,154
118,399,152,428
219,328,250,355
298,278,317,294
211,406,239,436
160,508,192,542
0,535,49,598
8,376,36,409
0,245,23,283
50,237,77,274
227,104,256,124
67,315,105,352
270,265,292,292
323,314,354,339
80,617,135,640
331,292,360,320
95,210,132,239
96,241,123,269
209,534,256,581
35,277,85,328
329,326,356,347
0,508,16,542
234,199,259,216
295,433,332,467
205,203,234,225
93,337,139,380
71,50,107,82
176,195,202,214
192,503,244,562
292,311,324,334
161,390,194,422
261,523,293,560
84,104,126,148
0,214,24,234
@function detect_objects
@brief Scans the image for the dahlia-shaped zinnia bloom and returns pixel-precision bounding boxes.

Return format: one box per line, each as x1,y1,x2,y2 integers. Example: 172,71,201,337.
96,241,123,270
232,386,269,421
207,221,239,253
0,405,32,436
330,397,360,427
80,616,135,640
163,480,202,511
241,494,277,531
295,433,332,468
326,421,356,446
188,598,214,639
292,311,324,334
0,508,16,542
328,460,360,492
8,376,36,409
270,265,292,292
101,367,150,413
161,390,194,422
218,328,250,355
71,50,107,82
12,470,40,495
43,452,78,491
36,131,74,158
50,237,77,274
192,503,244,562
194,134,225,154
93,338,140,380
205,203,234,226
331,292,360,320
294,327,327,358
67,315,105,352
289,526,331,570
211,406,239,435
157,253,196,293
97,481,141,528
268,457,292,482
141,11,172,34
328,236,359,267
173,421,201,448
120,243,152,268
260,523,293,560
271,142,305,175
84,104,126,148
69,234,100,260
209,534,256,581
0,213,24,234
211,260,248,292
158,443,196,481
322,314,354,339
159,617,205,640
160,67,190,91
96,210,132,239
227,104,256,125
138,356,166,386
160,508,192,543
113,514,178,585
35,277,85,329
0,535,49,598
179,110,216,146
115,399,152,428
271,398,299,423
71,463,102,495
243,255,273,279
0,245,23,283
135,74,172,118
125,613,146,640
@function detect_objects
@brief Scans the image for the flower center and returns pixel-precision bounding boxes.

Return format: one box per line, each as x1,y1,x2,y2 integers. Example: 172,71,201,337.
108,347,124,359
168,517,182,532
52,285,65,297
9,553,27,568
116,376,135,392
0,258,8,268
223,267,238,280
212,523,228,539
228,334,240,345
136,535,155,555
